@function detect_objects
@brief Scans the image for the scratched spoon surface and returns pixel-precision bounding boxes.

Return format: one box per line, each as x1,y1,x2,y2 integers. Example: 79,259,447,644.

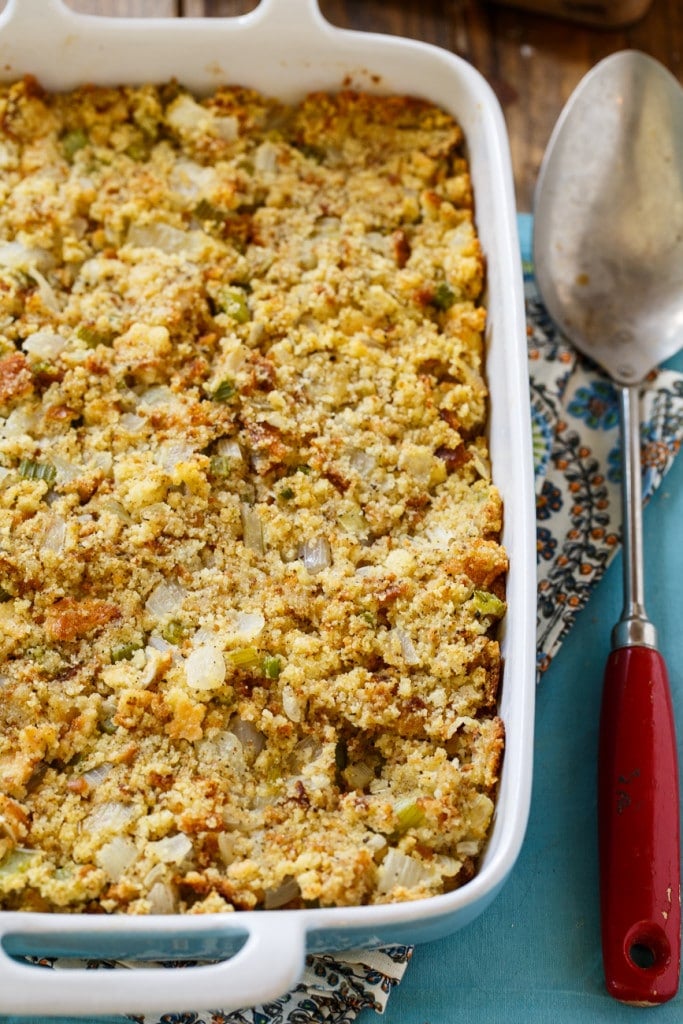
534,50,683,1006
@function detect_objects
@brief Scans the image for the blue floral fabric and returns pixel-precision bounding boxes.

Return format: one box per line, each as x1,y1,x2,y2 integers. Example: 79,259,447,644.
13,215,683,1023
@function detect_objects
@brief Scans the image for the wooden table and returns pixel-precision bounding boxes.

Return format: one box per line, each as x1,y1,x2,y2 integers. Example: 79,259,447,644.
51,0,683,210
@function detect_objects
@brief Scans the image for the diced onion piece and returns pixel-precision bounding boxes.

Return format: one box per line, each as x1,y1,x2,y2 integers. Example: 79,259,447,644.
240,503,265,554
137,386,174,408
2,407,39,438
338,508,370,539
90,451,113,475
235,611,265,639
156,441,194,473
82,801,136,836
0,847,37,878
0,241,35,269
41,515,67,553
281,685,301,723
96,836,138,882
348,447,375,476
148,832,192,864
217,832,236,865
254,140,279,174
23,332,66,360
80,762,113,790
343,761,374,790
456,840,480,857
147,632,174,655
215,438,242,461
139,646,169,687
364,832,388,856
51,455,83,484
435,854,462,878
292,736,322,769
170,157,217,198
143,863,167,888
147,880,177,914
469,449,491,480
264,875,300,909
145,580,186,618
127,222,187,254
166,94,207,133
301,536,332,575
213,115,239,141
229,715,266,762
27,267,60,312
398,444,433,484
375,848,433,895
394,627,420,666
119,413,146,434
185,644,226,691
197,729,244,769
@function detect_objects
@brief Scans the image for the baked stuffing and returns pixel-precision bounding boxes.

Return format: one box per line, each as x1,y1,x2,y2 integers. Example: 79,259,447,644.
0,77,506,914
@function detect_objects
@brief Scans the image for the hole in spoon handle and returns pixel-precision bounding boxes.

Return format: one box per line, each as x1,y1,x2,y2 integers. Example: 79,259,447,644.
599,645,681,1005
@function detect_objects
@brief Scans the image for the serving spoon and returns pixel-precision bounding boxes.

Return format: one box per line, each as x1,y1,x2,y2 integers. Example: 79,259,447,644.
533,51,683,1006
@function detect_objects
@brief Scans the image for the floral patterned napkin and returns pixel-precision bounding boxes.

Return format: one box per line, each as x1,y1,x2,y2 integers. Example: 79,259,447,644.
15,215,683,1024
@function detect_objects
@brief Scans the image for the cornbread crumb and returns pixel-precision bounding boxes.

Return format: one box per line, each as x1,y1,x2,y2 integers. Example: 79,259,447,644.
0,78,506,914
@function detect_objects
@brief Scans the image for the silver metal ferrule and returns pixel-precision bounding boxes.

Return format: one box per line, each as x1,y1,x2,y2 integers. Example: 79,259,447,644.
611,384,658,651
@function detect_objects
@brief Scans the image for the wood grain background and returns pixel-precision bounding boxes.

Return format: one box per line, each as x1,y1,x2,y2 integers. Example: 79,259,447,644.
4,0,681,209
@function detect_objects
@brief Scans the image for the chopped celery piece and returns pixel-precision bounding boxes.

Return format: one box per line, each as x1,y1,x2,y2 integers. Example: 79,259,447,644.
61,129,88,161
472,590,506,618
161,620,185,645
18,458,56,485
261,655,281,679
212,378,237,403
194,198,224,223
216,287,250,323
394,797,425,831
125,139,149,162
209,455,230,477
227,646,260,668
297,143,325,163
77,325,115,348
432,282,456,311
110,641,143,663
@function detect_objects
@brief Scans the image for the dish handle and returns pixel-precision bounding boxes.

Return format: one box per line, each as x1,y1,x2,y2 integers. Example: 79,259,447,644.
0,914,306,1016
1,0,326,26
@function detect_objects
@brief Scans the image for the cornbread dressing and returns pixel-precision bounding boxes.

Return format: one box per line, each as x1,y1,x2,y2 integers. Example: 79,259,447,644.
0,78,506,915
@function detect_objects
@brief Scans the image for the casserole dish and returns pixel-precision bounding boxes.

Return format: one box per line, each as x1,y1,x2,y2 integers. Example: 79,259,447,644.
0,0,535,1015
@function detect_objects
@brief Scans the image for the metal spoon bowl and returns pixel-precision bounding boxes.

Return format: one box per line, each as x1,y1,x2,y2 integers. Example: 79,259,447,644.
533,50,683,1007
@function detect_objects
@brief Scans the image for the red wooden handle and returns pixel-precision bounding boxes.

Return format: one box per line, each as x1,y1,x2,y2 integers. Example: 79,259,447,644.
599,645,681,1005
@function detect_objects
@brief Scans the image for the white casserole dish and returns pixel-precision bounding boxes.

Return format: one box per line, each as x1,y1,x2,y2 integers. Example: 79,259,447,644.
0,0,536,1015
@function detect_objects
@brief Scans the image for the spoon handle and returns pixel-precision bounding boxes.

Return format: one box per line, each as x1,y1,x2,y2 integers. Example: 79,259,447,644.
599,644,681,1005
